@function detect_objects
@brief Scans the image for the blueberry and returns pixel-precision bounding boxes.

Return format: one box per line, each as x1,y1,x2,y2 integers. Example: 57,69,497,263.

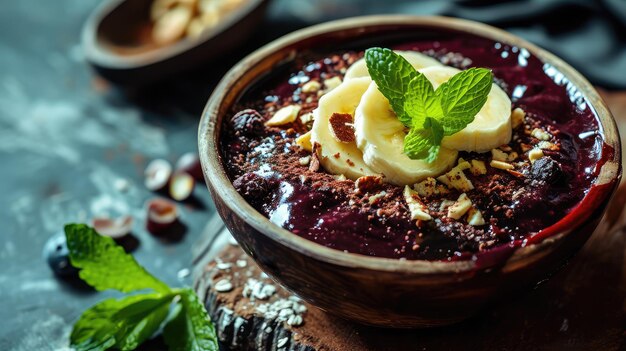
231,109,264,137
43,232,78,277
531,157,563,184
233,172,274,199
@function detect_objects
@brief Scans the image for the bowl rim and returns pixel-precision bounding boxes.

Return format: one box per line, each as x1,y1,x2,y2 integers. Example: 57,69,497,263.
81,0,267,69
198,15,621,274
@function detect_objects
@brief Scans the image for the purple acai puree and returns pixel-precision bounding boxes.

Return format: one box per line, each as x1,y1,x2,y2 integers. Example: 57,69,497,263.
220,34,604,261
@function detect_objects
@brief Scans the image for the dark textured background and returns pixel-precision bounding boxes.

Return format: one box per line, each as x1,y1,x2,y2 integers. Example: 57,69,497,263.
0,0,624,350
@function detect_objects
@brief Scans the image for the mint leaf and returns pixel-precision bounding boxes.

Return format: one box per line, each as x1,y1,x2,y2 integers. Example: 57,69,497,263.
113,295,173,350
163,288,219,351
65,224,170,294
404,73,443,128
70,293,173,351
436,67,493,135
365,47,418,126
404,117,444,162
365,48,494,162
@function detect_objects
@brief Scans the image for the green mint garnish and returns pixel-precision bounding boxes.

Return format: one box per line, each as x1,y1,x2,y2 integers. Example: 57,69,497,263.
65,223,218,351
365,47,493,162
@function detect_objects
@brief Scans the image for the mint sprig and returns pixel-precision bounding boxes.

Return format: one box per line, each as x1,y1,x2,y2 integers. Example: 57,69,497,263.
365,47,493,162
65,224,218,351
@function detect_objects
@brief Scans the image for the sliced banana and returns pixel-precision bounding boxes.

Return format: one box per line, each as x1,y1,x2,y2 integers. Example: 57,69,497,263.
310,77,378,180
419,66,512,152
354,82,458,185
344,51,443,80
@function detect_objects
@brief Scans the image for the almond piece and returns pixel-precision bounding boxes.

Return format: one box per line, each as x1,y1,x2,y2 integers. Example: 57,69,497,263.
490,160,515,170
448,193,473,220
302,80,321,93
355,175,383,194
414,177,448,197
437,163,474,192
470,160,487,175
323,76,342,92
152,5,193,45
467,207,486,226
531,128,551,141
528,148,544,164
403,186,432,221
265,105,300,126
491,148,508,161
295,131,312,152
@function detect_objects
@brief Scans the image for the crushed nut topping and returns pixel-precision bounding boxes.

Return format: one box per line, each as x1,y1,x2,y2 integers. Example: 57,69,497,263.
437,161,474,192
403,186,432,221
448,193,473,220
531,128,551,141
354,175,384,194
265,105,301,126
490,160,515,170
414,177,449,197
528,148,544,163
295,131,312,152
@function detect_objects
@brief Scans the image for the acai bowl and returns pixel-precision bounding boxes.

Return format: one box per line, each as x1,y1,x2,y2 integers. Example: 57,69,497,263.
198,16,620,327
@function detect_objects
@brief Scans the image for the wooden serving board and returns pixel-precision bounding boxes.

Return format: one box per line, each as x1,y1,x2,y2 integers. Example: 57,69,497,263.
193,91,626,351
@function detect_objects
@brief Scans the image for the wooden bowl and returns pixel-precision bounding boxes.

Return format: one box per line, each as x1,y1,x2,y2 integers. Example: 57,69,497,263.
198,16,621,328
81,0,268,85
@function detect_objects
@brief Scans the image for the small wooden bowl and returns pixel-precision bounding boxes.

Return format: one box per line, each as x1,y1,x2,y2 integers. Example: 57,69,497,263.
81,0,268,84
198,16,621,328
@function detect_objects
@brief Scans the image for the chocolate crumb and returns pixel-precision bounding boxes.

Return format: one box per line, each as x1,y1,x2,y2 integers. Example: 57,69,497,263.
329,112,355,143
355,175,384,194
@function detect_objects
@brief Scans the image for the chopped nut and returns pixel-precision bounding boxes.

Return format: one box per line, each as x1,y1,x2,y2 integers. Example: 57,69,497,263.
537,141,558,150
491,148,508,161
298,156,311,166
528,148,544,163
328,113,355,143
414,177,448,197
467,207,486,226
520,143,533,152
152,5,193,45
448,193,473,220
531,128,551,141
507,151,518,161
490,160,515,170
437,163,474,192
355,175,383,194
265,105,301,126
499,145,513,152
439,199,455,212
323,76,342,92
335,174,347,181
301,80,321,93
295,131,312,152
403,186,432,221
368,191,387,205
299,112,314,124
309,142,321,172
511,107,526,129
470,160,487,175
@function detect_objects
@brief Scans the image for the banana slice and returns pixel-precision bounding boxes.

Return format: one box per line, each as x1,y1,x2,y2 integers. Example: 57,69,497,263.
310,77,378,180
354,82,458,185
419,66,512,152
344,51,443,80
